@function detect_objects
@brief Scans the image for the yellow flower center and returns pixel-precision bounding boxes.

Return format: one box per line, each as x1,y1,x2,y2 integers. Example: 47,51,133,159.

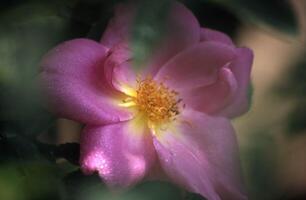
120,76,181,127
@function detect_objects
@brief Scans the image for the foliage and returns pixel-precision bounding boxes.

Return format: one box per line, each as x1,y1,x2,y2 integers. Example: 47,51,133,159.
204,0,298,34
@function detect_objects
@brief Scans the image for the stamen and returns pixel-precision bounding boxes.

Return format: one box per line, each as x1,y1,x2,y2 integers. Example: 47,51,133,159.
118,100,136,107
120,86,137,97
119,76,182,129
135,76,180,124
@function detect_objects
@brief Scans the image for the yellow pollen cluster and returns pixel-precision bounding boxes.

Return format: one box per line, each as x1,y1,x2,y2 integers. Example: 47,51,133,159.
120,77,181,126
135,77,180,124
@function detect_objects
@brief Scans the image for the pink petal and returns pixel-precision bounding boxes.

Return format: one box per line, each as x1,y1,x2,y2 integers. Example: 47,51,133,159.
103,42,137,91
181,67,238,115
200,28,234,46
40,39,132,125
80,120,156,187
101,2,201,76
199,28,254,118
217,48,253,118
41,39,108,84
144,2,201,75
155,41,236,91
153,109,247,200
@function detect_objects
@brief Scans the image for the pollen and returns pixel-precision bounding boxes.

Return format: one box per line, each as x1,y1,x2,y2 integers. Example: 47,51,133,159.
135,76,181,124
121,76,181,125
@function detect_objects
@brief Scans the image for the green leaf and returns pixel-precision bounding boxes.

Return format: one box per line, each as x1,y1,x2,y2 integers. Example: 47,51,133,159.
207,0,298,34
0,162,61,200
0,2,68,137
63,172,184,200
129,181,182,200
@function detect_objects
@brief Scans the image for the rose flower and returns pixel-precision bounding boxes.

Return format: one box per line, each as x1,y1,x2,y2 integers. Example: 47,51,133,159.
40,2,253,200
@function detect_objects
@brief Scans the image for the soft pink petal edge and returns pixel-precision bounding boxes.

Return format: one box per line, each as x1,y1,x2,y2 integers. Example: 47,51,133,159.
154,41,237,91
218,48,253,118
199,28,254,118
200,28,234,46
181,67,238,115
153,109,248,200
103,42,138,92
80,121,156,187
39,39,133,125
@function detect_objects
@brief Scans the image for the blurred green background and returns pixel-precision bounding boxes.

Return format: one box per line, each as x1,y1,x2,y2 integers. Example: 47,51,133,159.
0,0,305,200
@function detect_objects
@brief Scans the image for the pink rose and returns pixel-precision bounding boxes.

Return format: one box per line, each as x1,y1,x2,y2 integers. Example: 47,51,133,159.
40,2,253,200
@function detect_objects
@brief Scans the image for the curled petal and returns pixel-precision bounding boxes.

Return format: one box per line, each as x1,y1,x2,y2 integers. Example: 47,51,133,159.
181,67,238,115
80,119,156,187
199,28,254,118
103,42,137,91
154,109,247,200
218,48,253,118
40,39,132,125
200,28,234,46
155,41,236,91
